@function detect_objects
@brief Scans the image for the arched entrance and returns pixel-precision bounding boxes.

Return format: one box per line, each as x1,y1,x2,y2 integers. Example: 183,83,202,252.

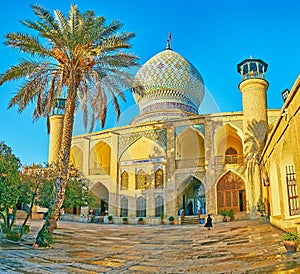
90,182,109,216
217,171,246,213
178,177,206,216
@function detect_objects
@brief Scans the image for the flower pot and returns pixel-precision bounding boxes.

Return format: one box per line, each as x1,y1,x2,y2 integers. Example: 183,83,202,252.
284,241,297,252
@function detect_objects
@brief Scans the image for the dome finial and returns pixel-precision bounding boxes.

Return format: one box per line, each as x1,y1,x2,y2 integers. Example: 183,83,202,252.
166,32,172,50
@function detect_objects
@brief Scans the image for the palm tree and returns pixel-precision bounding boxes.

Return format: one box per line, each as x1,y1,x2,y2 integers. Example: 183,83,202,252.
0,4,139,246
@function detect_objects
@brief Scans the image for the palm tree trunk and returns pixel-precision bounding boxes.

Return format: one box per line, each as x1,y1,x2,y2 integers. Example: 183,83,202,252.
35,81,77,247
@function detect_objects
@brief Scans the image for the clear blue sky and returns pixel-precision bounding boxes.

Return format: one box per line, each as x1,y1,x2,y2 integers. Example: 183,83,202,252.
0,0,300,166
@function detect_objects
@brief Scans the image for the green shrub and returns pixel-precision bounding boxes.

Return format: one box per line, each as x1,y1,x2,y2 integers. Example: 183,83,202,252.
108,215,113,221
122,217,128,221
228,209,235,220
138,217,144,222
23,225,31,234
168,216,174,221
220,209,228,217
6,231,20,241
283,232,300,242
35,227,54,247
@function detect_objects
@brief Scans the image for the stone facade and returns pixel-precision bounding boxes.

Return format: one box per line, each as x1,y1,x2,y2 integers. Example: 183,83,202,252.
48,47,300,229
260,75,300,231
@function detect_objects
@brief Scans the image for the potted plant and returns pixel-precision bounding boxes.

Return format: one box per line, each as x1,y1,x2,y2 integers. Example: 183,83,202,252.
160,213,165,225
256,198,267,222
138,217,144,225
220,209,228,222
108,215,113,224
283,232,300,252
227,209,235,222
122,217,128,224
168,216,175,225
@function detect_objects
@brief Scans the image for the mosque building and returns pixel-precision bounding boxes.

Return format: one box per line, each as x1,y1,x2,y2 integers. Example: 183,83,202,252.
46,40,300,229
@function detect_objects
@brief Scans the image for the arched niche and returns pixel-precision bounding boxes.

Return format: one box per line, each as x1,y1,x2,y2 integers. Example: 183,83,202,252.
215,123,243,156
177,176,206,216
120,136,165,162
176,127,204,159
89,141,111,175
90,182,109,216
70,145,83,171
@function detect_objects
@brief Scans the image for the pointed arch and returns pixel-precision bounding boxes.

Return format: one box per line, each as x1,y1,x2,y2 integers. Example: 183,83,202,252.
155,168,164,188
120,196,128,217
89,141,111,175
177,176,206,216
70,145,83,171
121,170,129,190
136,196,146,217
215,123,243,164
216,171,246,213
90,182,109,216
176,127,205,167
136,169,148,190
155,195,164,217
120,136,165,162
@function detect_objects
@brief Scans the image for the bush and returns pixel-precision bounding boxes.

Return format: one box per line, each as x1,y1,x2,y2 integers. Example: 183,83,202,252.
220,209,228,217
138,217,144,222
228,209,235,220
108,215,113,221
122,217,128,222
6,231,20,241
283,232,300,242
168,216,174,221
23,225,31,234
35,227,54,247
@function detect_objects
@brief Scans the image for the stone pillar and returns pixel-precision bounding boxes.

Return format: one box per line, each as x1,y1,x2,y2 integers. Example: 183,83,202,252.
165,126,177,216
109,132,120,216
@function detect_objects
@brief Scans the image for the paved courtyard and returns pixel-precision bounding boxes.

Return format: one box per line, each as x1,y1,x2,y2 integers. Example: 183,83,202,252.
1,219,300,273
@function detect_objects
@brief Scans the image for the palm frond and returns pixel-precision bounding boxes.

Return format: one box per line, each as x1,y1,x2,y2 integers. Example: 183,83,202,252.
5,33,51,57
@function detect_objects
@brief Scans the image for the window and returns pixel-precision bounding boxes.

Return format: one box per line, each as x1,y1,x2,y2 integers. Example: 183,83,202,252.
286,165,300,216
155,195,164,217
121,171,129,190
136,196,146,217
136,169,147,190
120,196,128,217
155,168,163,188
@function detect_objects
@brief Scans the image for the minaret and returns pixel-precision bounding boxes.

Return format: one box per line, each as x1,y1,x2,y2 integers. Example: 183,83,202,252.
48,98,66,164
237,56,269,144
237,57,269,211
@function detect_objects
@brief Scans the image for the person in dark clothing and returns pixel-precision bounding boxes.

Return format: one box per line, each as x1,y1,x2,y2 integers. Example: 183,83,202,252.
187,201,193,215
204,214,213,230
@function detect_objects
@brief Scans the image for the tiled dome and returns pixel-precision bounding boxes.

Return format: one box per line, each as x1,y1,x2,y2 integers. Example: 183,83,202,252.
132,49,205,123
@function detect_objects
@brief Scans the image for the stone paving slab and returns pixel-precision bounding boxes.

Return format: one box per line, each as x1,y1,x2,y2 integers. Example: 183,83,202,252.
1,220,300,273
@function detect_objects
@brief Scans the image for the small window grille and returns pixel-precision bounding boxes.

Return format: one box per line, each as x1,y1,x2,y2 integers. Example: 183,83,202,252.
286,165,300,216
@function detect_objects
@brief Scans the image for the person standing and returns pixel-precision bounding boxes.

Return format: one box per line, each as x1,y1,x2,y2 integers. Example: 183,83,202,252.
204,214,213,230
187,201,193,215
